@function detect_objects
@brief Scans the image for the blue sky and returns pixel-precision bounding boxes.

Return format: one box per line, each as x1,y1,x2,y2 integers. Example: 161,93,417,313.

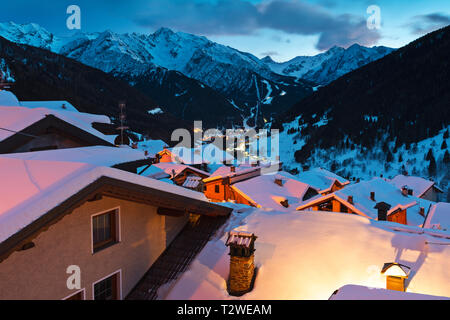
1,0,449,61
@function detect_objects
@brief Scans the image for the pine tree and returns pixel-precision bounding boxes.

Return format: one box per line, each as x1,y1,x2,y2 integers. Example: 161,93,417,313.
444,129,449,140
386,150,394,163
441,140,448,150
426,148,433,161
398,153,403,162
428,153,437,177
444,150,450,164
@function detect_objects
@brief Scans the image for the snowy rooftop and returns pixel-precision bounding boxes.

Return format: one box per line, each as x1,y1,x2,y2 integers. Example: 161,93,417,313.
330,285,449,300
20,100,78,112
147,162,210,178
209,164,255,178
1,146,149,168
0,105,114,144
298,177,433,226
0,90,20,106
297,167,349,193
165,144,234,165
390,175,441,197
423,202,450,232
0,157,211,244
164,208,450,300
231,171,317,210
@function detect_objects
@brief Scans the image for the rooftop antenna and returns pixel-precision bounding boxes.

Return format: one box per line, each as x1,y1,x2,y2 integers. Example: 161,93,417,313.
117,100,129,145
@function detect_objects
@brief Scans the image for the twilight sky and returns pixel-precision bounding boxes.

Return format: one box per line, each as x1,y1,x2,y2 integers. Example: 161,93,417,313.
1,0,449,61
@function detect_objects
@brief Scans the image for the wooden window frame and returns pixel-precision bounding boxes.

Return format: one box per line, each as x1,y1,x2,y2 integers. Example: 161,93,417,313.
214,185,220,193
92,270,122,300
91,207,121,254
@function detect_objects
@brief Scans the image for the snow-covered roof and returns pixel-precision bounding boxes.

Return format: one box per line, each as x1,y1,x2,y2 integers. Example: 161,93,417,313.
297,178,433,226
0,106,114,144
151,163,210,178
137,139,167,157
209,164,255,178
231,171,317,210
0,90,20,106
182,176,202,189
390,175,442,197
330,285,449,300
163,144,234,165
297,167,349,193
20,100,78,112
1,146,149,167
424,202,450,232
0,157,220,245
164,209,450,300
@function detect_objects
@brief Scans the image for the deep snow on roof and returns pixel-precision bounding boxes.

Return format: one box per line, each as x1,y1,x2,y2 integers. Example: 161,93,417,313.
424,202,450,231
232,171,316,210
0,157,209,244
1,146,149,167
299,178,433,226
137,139,167,157
20,100,78,112
0,106,113,144
297,167,349,192
166,144,234,165
330,285,449,300
0,90,20,106
164,209,450,300
151,162,209,178
390,175,439,197
209,164,255,178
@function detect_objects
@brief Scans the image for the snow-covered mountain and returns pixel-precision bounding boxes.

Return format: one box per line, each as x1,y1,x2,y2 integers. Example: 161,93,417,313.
0,22,313,126
262,44,394,85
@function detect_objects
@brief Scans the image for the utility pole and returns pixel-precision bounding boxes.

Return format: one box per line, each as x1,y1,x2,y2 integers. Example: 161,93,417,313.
117,101,129,145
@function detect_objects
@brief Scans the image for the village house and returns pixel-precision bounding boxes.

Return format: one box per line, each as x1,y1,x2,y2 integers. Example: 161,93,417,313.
156,144,234,171
390,174,444,202
0,157,231,300
296,177,434,226
297,167,350,195
423,202,450,231
139,162,210,191
0,91,116,153
0,145,155,174
202,162,318,209
228,171,319,210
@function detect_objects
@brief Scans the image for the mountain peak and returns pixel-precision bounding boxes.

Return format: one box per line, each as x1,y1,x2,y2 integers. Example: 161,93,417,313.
154,27,175,37
261,56,275,64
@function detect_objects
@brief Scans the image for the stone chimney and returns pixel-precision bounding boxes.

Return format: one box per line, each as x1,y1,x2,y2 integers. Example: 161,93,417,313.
374,202,391,221
347,195,354,205
419,207,425,217
401,186,409,196
226,231,257,296
274,177,283,186
370,191,375,201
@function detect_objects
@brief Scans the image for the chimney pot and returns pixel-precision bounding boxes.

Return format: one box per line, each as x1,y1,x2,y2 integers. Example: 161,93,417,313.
230,166,236,173
419,207,425,217
370,191,375,201
347,195,354,204
401,186,408,196
226,231,257,296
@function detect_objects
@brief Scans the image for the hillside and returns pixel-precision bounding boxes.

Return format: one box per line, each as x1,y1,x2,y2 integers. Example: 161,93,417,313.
273,26,450,197
0,36,188,142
